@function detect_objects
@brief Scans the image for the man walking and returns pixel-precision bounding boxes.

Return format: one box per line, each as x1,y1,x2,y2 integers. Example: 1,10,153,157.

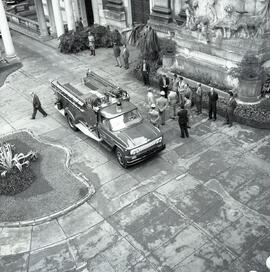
148,104,160,128
141,59,150,86
208,87,218,120
195,83,203,114
156,91,168,125
159,74,170,98
88,32,95,56
177,104,189,138
113,43,121,67
122,44,130,69
30,92,47,119
224,91,237,127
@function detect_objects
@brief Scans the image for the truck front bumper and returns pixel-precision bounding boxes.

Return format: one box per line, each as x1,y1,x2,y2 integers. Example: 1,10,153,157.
125,143,166,166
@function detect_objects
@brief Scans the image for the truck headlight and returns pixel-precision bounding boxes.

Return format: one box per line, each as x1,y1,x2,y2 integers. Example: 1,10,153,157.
155,137,163,144
130,148,140,155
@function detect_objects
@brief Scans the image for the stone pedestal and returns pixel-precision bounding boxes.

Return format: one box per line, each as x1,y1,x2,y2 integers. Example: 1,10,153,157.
103,0,127,30
149,0,172,23
237,78,262,103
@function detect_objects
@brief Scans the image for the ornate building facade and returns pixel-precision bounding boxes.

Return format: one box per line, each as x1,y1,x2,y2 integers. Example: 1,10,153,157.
1,0,269,102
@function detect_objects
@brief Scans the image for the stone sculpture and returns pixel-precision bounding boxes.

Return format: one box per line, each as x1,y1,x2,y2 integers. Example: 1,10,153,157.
179,0,270,40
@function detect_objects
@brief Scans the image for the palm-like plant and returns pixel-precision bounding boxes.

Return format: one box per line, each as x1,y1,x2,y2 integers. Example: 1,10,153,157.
129,25,160,61
0,143,37,177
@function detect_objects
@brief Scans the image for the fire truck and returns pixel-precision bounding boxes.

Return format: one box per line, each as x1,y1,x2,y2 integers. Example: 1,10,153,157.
51,71,165,167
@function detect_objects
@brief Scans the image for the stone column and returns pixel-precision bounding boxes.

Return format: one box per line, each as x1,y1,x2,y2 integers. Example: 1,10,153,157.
126,0,132,26
78,0,88,26
64,0,75,31
0,0,16,58
46,0,56,35
72,0,80,22
52,0,64,37
34,0,48,37
91,0,100,24
150,0,172,23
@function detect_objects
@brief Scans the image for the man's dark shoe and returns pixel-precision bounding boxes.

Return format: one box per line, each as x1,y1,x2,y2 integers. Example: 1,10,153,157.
43,114,48,118
31,117,35,120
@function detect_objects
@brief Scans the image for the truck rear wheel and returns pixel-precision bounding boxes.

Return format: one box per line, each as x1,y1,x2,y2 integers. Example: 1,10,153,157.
67,115,78,131
116,147,127,168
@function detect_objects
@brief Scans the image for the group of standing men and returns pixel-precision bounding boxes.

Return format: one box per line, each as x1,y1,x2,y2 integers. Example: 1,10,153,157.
147,72,238,138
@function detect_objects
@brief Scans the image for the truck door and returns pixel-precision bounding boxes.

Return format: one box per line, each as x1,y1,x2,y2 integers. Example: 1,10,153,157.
98,117,114,147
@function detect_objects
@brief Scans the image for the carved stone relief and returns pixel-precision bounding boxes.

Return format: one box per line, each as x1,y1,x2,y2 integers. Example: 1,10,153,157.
178,0,270,39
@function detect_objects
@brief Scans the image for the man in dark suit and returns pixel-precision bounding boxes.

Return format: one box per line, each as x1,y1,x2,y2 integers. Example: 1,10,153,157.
141,59,150,86
159,74,170,98
31,92,47,119
177,104,189,138
208,87,218,120
224,91,237,127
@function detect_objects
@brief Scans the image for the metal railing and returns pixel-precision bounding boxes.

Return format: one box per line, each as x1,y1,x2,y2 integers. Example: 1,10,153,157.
6,12,40,35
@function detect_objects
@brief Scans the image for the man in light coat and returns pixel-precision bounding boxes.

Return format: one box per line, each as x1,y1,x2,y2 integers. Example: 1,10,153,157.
156,91,168,125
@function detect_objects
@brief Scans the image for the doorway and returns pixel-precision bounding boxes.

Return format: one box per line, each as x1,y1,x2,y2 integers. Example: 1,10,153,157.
84,0,94,25
131,0,150,24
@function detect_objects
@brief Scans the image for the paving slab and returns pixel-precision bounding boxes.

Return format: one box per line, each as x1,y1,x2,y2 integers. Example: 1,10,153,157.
86,254,115,272
156,175,203,205
174,184,223,220
147,225,209,271
128,258,157,272
173,241,235,272
101,238,143,271
188,148,239,182
70,140,110,170
84,160,127,189
28,241,76,272
0,227,32,255
108,193,169,236
68,221,120,267
125,207,186,253
0,252,29,272
195,201,243,236
241,234,270,272
216,215,270,255
58,203,103,237
31,220,66,251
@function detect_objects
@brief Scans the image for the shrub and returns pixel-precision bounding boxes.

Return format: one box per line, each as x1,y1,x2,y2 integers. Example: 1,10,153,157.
0,142,38,195
58,25,123,54
228,53,263,80
59,30,88,54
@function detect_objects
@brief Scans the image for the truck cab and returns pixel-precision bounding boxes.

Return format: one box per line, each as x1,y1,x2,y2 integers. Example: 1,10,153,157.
51,71,165,167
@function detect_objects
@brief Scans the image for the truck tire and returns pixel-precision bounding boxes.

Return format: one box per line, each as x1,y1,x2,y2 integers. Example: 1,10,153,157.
116,147,127,168
67,115,78,131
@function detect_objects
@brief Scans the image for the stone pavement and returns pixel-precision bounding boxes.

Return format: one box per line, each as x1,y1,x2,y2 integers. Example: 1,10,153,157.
0,32,270,272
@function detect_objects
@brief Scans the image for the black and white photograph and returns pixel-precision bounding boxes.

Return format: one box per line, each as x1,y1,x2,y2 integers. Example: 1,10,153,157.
0,0,270,271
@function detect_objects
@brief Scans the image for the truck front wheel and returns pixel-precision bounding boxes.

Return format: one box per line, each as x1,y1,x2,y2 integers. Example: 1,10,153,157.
67,115,78,131
116,147,127,168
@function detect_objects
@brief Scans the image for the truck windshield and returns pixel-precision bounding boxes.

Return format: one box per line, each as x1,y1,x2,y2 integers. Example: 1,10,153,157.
109,109,142,131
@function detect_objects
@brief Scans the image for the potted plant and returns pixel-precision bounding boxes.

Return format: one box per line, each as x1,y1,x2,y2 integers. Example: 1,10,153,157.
228,53,264,102
162,38,176,68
